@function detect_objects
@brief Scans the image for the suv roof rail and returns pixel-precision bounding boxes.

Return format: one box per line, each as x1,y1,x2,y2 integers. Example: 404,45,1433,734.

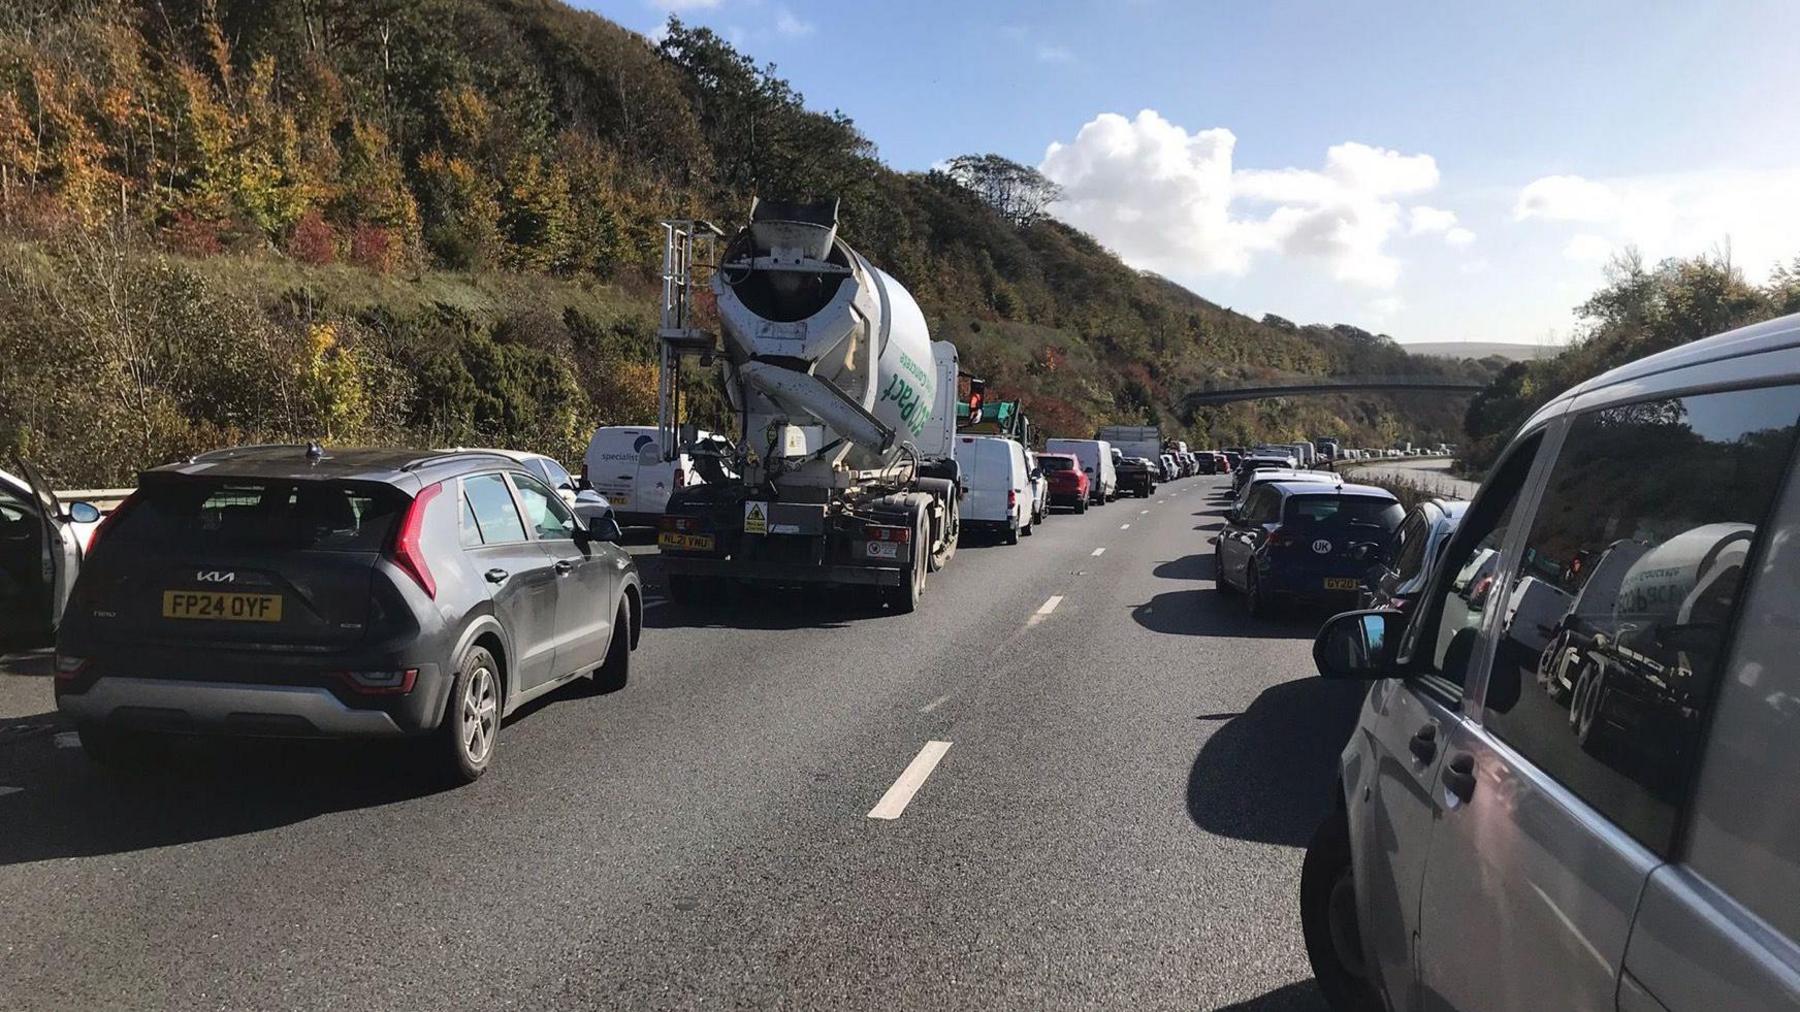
398,450,520,472
187,443,312,463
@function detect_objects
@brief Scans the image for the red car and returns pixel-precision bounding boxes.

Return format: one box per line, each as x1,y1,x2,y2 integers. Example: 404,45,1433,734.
1037,453,1090,513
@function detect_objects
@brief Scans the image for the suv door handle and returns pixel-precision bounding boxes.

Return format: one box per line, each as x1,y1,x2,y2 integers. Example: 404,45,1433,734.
484,568,508,584
1443,753,1477,803
554,559,574,575
1408,724,1438,764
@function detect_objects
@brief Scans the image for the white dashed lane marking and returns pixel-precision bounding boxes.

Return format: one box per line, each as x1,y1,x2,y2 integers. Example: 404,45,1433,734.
1091,547,1106,556
1120,523,1131,530
867,741,952,820
0,786,21,797
921,693,952,714
1027,594,1064,627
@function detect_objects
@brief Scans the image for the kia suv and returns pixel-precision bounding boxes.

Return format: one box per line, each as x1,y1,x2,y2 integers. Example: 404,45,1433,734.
55,446,643,783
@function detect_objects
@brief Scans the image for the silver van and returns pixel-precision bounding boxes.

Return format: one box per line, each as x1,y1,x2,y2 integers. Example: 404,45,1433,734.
1304,312,1800,1011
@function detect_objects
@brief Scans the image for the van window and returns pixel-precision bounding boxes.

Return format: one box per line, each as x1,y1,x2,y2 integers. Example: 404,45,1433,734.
464,474,527,544
1412,433,1542,698
1483,384,1800,854
104,479,403,553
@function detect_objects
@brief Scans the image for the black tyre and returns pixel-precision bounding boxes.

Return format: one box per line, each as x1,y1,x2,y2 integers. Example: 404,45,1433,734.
593,602,632,694
438,645,500,784
1574,663,1610,752
1300,812,1382,1012
1246,566,1271,619
930,497,958,572
883,513,926,613
1004,520,1020,545
76,723,158,770
1075,498,1088,514
1021,519,1034,537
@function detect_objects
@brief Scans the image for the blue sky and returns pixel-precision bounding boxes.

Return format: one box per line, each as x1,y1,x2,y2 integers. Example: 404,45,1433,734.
587,1,1800,347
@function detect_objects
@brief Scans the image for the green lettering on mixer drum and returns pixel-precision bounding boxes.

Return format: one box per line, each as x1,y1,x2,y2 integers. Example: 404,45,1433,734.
878,373,931,436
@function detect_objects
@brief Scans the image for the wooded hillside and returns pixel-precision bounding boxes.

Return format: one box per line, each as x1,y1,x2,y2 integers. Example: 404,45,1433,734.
0,0,1494,486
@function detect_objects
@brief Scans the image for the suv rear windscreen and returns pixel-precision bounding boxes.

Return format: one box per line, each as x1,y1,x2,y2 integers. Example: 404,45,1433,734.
109,479,405,553
1040,456,1075,472
1284,494,1404,531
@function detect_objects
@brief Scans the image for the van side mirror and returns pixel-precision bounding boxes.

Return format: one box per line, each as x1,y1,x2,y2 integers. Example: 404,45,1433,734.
1314,610,1406,680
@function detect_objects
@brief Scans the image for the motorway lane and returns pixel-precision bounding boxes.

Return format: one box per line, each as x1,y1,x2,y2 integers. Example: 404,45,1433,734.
0,476,1355,1011
1343,456,1480,500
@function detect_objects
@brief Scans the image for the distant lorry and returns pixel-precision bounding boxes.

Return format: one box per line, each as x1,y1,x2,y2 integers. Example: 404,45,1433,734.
651,200,962,613
1097,425,1161,462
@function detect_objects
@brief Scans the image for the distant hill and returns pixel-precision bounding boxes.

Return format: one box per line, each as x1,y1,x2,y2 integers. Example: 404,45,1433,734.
1402,342,1562,362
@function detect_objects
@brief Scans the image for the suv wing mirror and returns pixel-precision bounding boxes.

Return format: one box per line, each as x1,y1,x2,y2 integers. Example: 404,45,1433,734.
1314,609,1406,680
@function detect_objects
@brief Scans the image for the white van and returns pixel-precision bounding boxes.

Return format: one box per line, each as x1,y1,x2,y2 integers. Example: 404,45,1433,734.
582,426,709,527
1044,438,1116,504
954,435,1031,544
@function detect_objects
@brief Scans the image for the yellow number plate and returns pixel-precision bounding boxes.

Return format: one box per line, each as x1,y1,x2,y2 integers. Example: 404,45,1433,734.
162,591,283,622
1323,577,1360,591
658,532,715,552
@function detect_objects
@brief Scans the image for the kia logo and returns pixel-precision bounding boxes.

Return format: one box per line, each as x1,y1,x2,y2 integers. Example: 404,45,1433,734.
1311,539,1333,555
196,570,236,583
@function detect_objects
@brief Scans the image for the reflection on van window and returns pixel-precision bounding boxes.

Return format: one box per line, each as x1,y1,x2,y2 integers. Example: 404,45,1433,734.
1487,384,1800,854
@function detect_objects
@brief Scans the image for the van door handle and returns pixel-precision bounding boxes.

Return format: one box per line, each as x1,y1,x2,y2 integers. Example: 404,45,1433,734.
615,474,631,480
485,568,508,584
1443,753,1477,803
1408,724,1438,764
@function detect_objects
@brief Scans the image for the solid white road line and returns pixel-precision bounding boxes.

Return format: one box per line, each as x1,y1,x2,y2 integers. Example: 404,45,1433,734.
867,741,953,820
921,693,953,714
1091,547,1106,556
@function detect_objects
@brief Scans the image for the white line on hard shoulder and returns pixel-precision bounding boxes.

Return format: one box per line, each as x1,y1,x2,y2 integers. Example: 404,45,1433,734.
867,741,952,820
921,693,952,714
1091,547,1106,556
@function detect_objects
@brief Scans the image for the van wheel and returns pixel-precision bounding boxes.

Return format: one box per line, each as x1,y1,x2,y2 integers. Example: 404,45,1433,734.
1301,813,1381,1012
76,723,158,770
592,602,631,694
438,645,499,784
1004,521,1020,546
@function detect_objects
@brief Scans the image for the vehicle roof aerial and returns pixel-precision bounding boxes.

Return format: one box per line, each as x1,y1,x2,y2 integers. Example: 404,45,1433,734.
145,445,525,486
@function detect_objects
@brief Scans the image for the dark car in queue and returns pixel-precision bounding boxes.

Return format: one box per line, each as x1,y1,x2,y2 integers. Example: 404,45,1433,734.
1232,454,1298,493
1117,455,1158,497
1357,497,1468,615
1214,481,1404,617
1038,453,1090,513
55,445,643,784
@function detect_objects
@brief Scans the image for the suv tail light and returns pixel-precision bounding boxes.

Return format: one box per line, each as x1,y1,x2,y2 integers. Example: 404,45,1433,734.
392,482,443,599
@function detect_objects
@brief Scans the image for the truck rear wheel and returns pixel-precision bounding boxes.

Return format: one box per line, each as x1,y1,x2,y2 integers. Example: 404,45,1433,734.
929,496,958,572
883,508,927,613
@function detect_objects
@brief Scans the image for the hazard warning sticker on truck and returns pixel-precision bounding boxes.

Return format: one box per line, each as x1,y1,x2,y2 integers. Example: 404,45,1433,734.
744,501,769,535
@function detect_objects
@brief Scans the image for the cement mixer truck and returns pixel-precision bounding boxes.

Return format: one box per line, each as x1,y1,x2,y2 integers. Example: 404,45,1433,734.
651,199,962,613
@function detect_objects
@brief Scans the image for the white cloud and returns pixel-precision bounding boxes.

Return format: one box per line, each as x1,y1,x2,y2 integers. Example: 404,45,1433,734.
773,7,814,37
1408,205,1458,235
1518,169,1800,277
1036,43,1074,63
1445,226,1476,246
1458,258,1490,276
1367,296,1405,319
1564,233,1614,263
1040,111,1454,289
1514,174,1619,222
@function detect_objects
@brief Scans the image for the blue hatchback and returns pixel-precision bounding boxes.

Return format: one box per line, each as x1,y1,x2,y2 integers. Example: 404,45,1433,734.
1214,480,1404,617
